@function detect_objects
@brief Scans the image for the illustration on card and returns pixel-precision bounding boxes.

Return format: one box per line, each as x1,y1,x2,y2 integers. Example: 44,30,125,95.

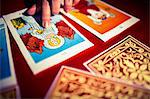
69,0,130,34
0,24,11,80
11,15,84,63
74,0,113,25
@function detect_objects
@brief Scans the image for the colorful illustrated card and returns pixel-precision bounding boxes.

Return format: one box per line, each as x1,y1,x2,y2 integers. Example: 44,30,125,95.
0,18,18,90
3,9,94,74
45,66,150,99
84,35,150,90
61,0,139,42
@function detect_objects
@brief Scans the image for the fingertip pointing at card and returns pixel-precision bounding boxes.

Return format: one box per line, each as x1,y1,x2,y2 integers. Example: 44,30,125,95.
42,0,51,28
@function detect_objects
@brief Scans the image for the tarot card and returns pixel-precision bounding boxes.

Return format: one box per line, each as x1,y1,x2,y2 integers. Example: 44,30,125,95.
45,66,150,99
0,18,20,99
3,9,94,75
0,86,20,99
0,18,17,90
60,0,139,42
84,35,150,90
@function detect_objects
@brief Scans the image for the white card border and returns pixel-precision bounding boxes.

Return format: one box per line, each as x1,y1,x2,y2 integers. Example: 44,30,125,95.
3,9,94,75
83,35,150,90
0,18,17,90
60,0,140,42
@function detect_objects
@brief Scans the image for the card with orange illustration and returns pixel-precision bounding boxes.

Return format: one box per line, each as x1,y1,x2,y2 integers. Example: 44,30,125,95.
45,66,150,99
84,35,150,90
61,0,139,42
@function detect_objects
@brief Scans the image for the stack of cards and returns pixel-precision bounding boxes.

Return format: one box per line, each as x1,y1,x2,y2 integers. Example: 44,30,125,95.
0,18,20,99
3,9,94,74
61,0,139,42
45,66,150,99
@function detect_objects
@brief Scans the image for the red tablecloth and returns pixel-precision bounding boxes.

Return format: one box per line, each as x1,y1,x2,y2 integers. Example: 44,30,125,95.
1,0,149,98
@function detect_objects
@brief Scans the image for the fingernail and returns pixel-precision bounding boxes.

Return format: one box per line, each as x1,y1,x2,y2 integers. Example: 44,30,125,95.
66,9,69,12
52,11,59,15
42,22,48,28
42,22,44,28
45,22,49,28
66,7,71,12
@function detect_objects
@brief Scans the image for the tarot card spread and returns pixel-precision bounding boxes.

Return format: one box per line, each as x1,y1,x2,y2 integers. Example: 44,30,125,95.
61,0,139,42
84,35,150,90
45,66,150,99
3,9,93,74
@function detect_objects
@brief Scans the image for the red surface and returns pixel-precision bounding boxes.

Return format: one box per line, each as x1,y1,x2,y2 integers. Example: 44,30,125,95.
1,0,150,98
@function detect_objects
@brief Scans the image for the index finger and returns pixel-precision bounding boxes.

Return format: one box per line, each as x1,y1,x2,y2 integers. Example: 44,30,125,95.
52,0,61,15
42,0,51,28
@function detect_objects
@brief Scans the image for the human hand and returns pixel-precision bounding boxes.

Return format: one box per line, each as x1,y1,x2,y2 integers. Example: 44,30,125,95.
27,0,80,28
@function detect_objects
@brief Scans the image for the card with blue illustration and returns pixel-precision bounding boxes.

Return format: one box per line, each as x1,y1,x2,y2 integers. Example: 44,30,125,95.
3,9,94,74
0,18,20,99
0,18,17,89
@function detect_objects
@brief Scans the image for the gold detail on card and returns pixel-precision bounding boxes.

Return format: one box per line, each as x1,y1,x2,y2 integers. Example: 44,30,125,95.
49,68,150,99
88,36,150,90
